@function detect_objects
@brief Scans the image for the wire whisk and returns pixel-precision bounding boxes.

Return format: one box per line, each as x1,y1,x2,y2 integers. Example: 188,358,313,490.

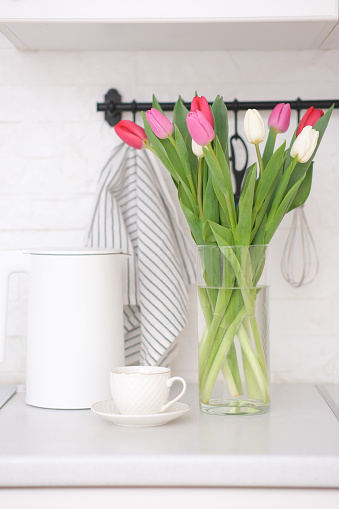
281,205,319,288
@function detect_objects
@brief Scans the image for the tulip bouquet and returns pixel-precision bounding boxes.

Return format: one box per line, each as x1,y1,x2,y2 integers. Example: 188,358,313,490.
115,95,333,414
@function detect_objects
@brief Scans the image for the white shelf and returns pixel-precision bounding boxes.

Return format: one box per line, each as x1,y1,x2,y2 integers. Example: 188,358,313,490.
0,0,338,51
0,384,338,488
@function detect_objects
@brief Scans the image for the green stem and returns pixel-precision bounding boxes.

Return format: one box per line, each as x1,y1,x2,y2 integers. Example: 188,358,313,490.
198,157,203,218
237,324,269,402
199,288,242,391
202,306,247,404
198,287,213,327
241,317,262,400
242,349,261,400
221,360,240,398
198,328,209,358
265,156,298,232
198,288,232,374
255,143,264,177
226,342,243,396
168,134,197,200
207,143,237,231
249,314,270,385
198,291,226,374
168,134,177,150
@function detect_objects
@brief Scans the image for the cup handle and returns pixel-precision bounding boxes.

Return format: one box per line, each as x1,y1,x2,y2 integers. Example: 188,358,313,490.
160,377,187,413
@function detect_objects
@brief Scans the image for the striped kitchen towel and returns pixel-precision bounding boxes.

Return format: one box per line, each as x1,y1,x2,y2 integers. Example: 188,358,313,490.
85,143,195,366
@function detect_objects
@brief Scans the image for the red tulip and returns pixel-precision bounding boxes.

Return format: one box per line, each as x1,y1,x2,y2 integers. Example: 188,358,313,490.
296,106,324,136
186,111,215,146
115,120,149,149
190,96,214,127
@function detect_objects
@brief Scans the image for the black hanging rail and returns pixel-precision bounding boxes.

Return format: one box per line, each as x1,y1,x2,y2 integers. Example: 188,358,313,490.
97,88,338,127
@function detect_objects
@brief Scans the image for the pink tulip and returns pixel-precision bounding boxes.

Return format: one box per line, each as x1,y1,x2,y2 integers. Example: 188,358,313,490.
268,103,291,133
145,108,174,139
114,120,149,149
190,96,214,127
186,111,215,147
297,106,324,136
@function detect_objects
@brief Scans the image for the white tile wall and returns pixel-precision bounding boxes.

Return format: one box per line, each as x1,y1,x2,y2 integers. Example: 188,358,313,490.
1,33,339,384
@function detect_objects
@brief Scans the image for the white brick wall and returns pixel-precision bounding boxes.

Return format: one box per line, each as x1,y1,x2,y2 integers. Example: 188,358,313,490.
1,33,339,384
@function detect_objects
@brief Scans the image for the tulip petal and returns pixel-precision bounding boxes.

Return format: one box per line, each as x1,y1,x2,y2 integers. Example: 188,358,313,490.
191,96,214,127
244,109,265,144
192,139,204,157
187,111,215,146
268,103,291,133
290,125,319,163
296,106,324,136
114,120,148,149
146,108,174,139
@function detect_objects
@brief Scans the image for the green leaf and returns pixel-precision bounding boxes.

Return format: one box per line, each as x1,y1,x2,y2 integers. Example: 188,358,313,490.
215,136,234,200
252,214,266,245
174,126,196,196
207,221,235,288
208,220,235,246
203,145,235,229
180,202,204,245
288,163,313,211
152,95,165,114
173,96,189,141
254,141,286,213
265,155,298,230
161,137,189,185
203,176,219,223
265,175,306,243
174,97,198,174
198,243,222,288
235,164,256,245
211,95,229,163
178,181,199,216
202,221,216,243
262,126,276,167
219,207,230,228
250,202,268,243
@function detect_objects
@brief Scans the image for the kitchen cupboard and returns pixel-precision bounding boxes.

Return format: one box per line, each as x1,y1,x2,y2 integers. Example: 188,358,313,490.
0,0,338,50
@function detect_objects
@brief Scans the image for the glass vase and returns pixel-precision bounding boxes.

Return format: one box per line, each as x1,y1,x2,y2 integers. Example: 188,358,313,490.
197,245,270,416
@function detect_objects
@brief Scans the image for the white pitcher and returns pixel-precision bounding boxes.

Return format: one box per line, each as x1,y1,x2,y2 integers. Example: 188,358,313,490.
0,248,129,409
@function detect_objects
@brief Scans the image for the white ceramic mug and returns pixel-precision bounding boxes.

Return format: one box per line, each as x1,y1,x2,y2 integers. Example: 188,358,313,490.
110,366,187,415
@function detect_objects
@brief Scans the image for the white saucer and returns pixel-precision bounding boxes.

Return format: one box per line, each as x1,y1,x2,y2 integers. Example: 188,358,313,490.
91,400,190,427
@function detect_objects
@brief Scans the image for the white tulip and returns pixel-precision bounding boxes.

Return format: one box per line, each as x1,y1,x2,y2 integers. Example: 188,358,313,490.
290,125,319,163
244,109,265,144
192,138,205,158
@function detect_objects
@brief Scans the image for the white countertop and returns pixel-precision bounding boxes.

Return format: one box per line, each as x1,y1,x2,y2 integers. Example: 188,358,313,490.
0,384,338,489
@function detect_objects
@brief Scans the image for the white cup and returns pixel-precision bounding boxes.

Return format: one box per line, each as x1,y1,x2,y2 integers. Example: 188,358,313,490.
110,366,187,415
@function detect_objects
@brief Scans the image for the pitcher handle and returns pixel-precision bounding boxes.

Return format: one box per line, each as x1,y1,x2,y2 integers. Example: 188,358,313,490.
0,250,29,361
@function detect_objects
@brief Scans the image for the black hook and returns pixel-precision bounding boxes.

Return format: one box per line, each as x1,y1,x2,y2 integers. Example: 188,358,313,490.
131,100,137,122
97,89,122,127
296,96,302,123
229,100,249,203
233,99,239,135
